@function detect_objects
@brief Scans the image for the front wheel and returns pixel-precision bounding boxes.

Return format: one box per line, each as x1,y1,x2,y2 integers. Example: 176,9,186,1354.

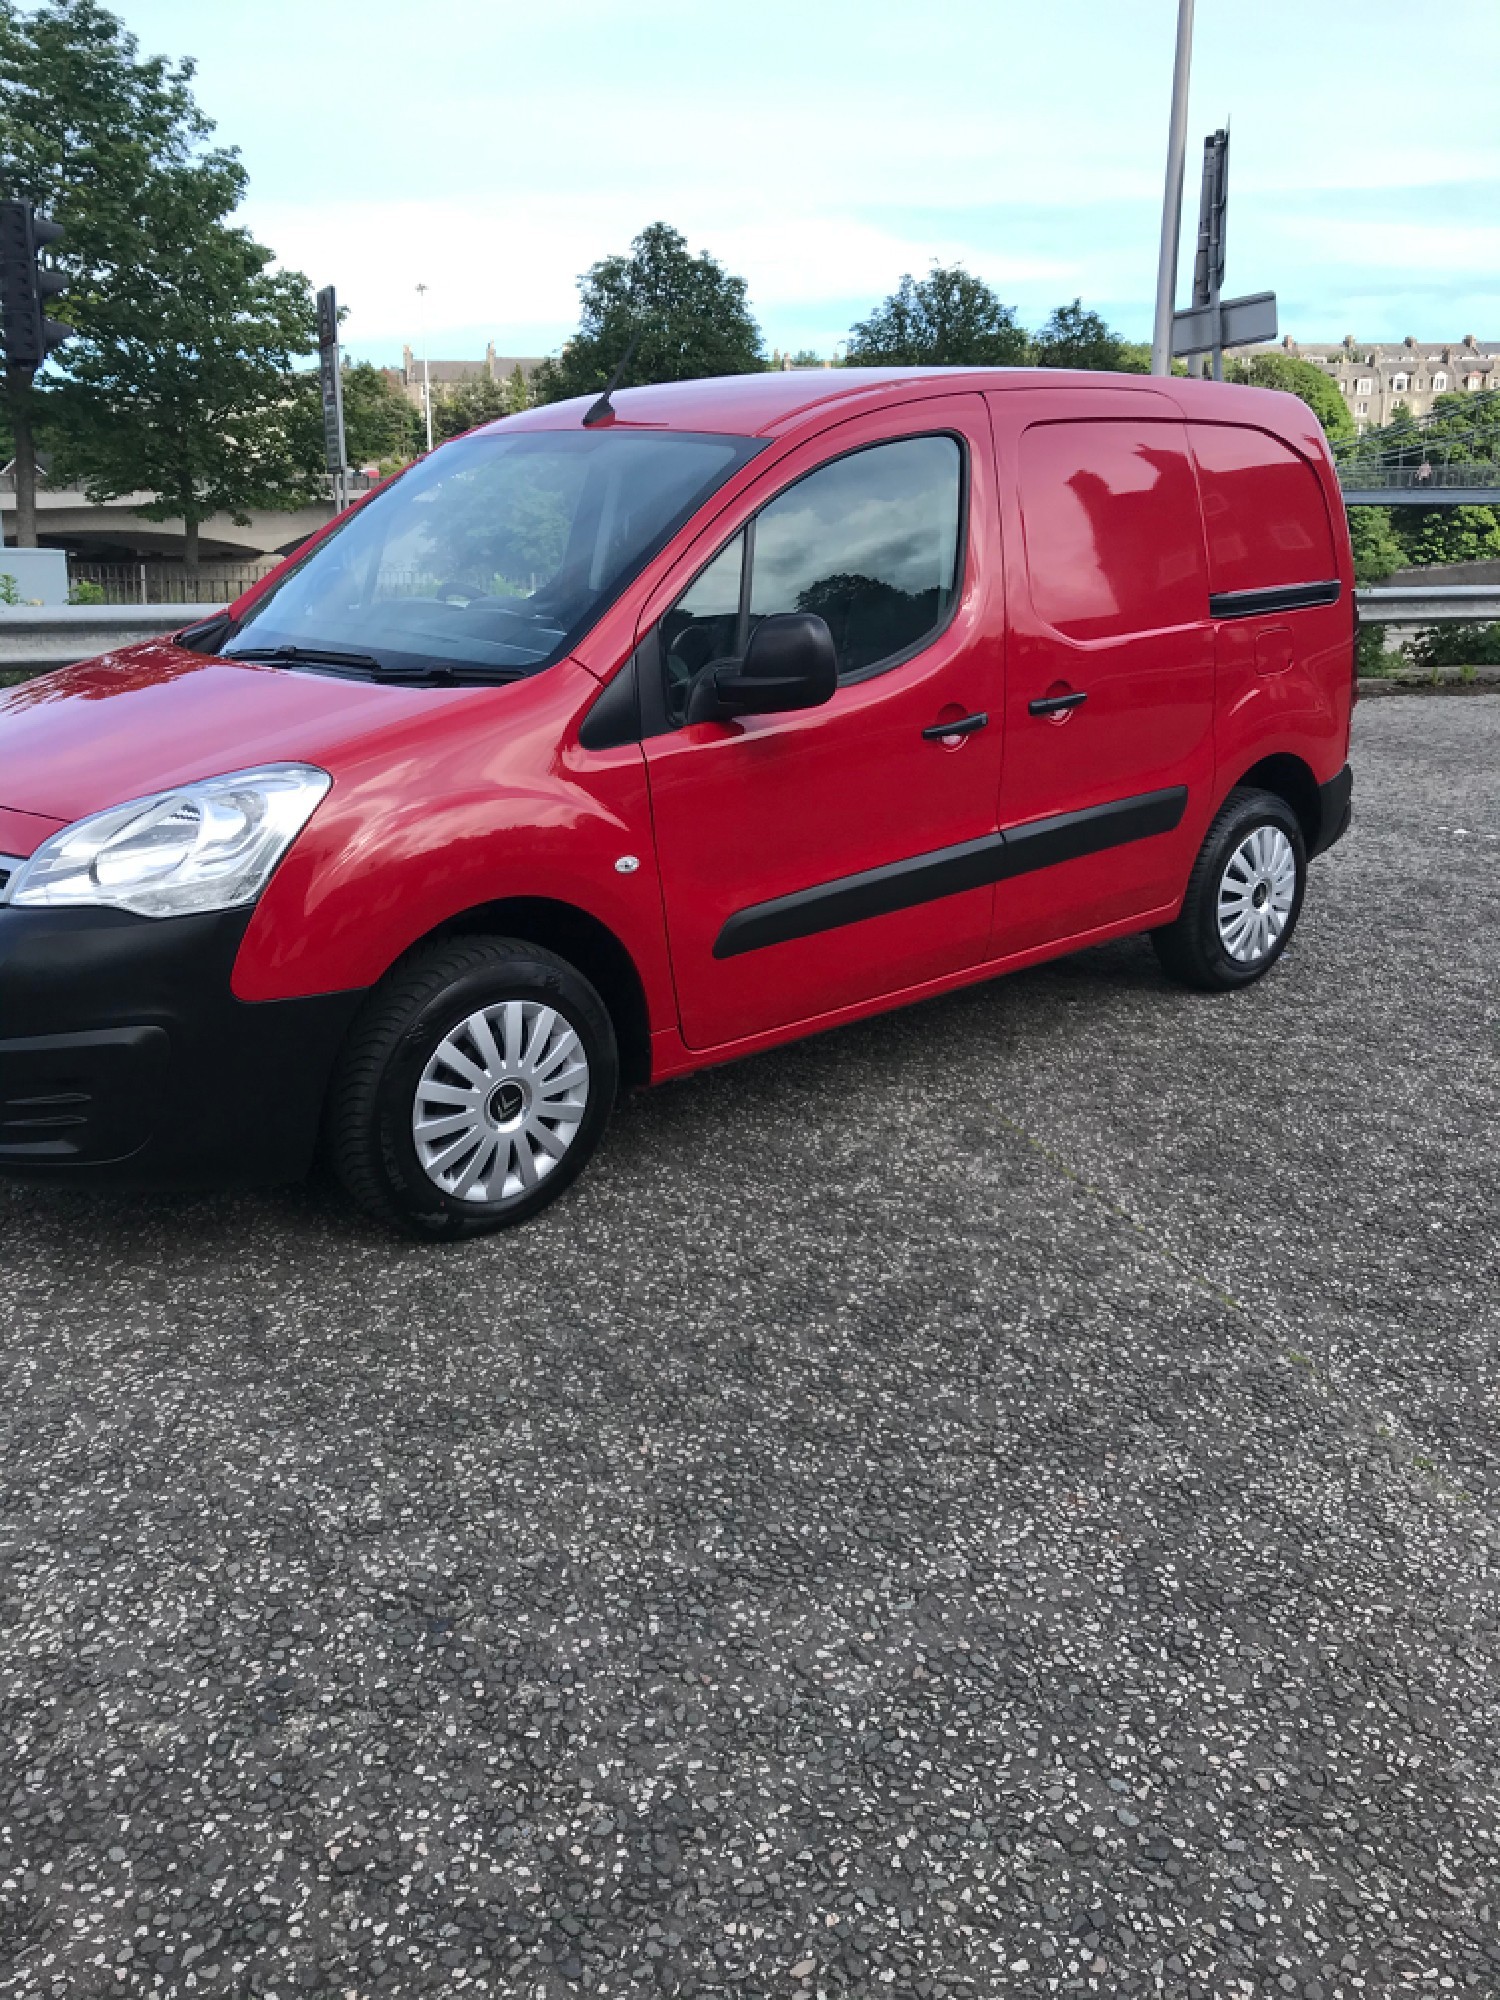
324,936,617,1239
1152,787,1307,992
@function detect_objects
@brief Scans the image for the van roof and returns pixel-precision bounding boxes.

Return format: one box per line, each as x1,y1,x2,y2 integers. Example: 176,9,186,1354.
498,365,1313,441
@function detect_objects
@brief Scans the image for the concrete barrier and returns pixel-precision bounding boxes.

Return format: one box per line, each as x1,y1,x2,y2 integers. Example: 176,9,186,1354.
0,603,224,678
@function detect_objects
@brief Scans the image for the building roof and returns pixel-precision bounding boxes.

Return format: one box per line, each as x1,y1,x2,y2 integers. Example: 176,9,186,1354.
423,357,544,383
1279,336,1500,363
399,345,546,386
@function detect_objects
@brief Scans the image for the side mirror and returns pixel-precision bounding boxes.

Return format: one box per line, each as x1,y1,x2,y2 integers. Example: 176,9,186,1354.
685,612,837,724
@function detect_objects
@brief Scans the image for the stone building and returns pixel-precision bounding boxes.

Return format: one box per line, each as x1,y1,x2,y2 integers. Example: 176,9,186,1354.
389,343,545,412
1273,334,1500,429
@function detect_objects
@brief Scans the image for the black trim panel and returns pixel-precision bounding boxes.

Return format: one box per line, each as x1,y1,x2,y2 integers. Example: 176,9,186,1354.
1000,788,1187,875
578,651,641,750
713,786,1188,959
1309,762,1353,859
1209,579,1342,620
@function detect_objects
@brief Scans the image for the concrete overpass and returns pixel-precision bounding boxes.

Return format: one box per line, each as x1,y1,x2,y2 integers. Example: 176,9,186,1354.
0,473,367,562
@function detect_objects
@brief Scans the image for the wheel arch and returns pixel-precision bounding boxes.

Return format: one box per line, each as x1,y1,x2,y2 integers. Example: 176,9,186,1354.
1227,752,1322,852
410,896,655,1089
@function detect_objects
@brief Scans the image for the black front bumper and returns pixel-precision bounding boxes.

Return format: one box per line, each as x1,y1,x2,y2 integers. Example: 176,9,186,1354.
0,906,365,1187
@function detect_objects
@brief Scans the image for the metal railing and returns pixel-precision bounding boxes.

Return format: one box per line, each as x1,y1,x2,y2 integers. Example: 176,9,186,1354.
67,559,281,606
1336,464,1500,493
1356,584,1500,623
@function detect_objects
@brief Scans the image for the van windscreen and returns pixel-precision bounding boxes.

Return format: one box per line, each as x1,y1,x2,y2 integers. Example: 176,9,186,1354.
221,429,757,683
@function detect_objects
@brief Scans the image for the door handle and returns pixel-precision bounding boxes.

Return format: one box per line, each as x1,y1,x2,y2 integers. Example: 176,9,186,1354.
1028,691,1088,717
921,711,988,741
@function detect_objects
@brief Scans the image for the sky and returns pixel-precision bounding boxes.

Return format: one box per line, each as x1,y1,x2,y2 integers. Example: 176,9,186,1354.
108,0,1500,368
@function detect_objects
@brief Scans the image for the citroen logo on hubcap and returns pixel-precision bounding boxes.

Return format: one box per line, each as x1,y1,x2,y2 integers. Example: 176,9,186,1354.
487,1081,526,1126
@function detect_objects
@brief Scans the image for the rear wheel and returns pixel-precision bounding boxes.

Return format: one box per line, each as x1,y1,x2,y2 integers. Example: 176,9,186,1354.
325,936,617,1238
1152,787,1307,992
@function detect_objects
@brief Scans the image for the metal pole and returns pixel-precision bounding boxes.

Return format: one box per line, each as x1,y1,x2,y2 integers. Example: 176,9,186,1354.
1150,0,1196,376
416,282,433,452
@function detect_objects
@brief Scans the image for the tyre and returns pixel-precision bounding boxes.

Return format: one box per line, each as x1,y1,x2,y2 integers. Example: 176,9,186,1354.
1152,786,1307,993
324,936,618,1239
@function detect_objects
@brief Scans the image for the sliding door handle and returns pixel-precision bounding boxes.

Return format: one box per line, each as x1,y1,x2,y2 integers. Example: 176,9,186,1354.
921,711,988,741
1029,690,1088,717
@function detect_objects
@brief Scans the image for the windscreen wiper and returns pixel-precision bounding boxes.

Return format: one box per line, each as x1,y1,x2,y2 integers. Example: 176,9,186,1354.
229,643,524,686
230,644,388,671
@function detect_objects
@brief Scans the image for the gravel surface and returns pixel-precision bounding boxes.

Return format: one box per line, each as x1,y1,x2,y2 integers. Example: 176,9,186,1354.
2,697,1498,2000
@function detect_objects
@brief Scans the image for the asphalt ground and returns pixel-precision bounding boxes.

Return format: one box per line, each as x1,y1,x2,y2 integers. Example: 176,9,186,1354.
2,696,1497,2000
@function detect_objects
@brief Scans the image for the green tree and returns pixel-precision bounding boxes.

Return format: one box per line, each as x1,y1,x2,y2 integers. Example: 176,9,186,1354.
433,372,512,443
846,264,1028,367
339,359,418,468
0,0,229,541
1225,352,1354,441
1397,504,1500,568
48,177,316,564
533,222,764,404
1030,298,1127,371
0,0,319,560
1346,505,1405,583
503,362,531,415
1419,388,1500,467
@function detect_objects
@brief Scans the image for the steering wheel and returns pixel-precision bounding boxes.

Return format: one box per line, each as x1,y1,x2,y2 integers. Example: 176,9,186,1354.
665,625,722,721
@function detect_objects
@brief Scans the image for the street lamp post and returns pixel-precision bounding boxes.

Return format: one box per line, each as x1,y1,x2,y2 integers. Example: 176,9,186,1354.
1150,0,1196,376
416,282,434,451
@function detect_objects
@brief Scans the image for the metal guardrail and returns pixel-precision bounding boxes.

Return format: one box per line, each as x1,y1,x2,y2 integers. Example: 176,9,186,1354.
0,602,221,677
0,590,1492,682
1356,585,1500,624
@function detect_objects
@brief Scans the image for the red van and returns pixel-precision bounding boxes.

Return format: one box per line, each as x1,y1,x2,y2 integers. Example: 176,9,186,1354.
0,368,1354,1237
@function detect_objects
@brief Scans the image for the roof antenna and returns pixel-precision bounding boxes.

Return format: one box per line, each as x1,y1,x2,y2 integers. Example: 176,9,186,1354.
582,336,639,427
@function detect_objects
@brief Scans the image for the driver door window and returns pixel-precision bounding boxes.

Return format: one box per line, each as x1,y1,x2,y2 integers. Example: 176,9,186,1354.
662,533,745,727
659,435,962,726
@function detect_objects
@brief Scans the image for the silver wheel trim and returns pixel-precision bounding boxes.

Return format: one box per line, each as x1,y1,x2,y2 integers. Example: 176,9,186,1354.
411,1000,590,1204
1217,824,1298,963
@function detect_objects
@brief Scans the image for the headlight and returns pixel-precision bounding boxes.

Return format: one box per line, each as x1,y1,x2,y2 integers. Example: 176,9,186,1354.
8,764,332,918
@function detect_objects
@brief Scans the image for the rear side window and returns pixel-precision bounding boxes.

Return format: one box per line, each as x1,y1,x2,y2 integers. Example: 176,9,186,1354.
1188,423,1337,595
1019,419,1207,641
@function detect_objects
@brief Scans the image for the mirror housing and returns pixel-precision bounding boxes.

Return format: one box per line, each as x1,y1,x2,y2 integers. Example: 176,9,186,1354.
686,612,837,724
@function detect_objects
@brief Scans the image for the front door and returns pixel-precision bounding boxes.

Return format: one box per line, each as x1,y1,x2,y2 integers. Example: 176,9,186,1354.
984,392,1216,957
641,395,1006,1052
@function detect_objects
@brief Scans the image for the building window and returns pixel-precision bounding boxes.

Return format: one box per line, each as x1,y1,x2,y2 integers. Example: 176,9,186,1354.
1468,373,1483,390
1432,373,1448,392
1357,377,1373,394
1391,373,1409,393
1357,402,1369,416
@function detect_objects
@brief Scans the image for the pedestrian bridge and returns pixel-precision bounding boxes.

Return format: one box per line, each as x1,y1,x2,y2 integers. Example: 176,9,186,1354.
1334,390,1500,505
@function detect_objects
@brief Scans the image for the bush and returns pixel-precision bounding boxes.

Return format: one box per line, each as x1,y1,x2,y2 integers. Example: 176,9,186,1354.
1403,622,1500,670
1356,622,1396,676
67,578,107,605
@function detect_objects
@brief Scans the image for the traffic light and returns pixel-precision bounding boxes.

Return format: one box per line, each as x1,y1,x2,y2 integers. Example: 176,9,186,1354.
0,200,69,371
